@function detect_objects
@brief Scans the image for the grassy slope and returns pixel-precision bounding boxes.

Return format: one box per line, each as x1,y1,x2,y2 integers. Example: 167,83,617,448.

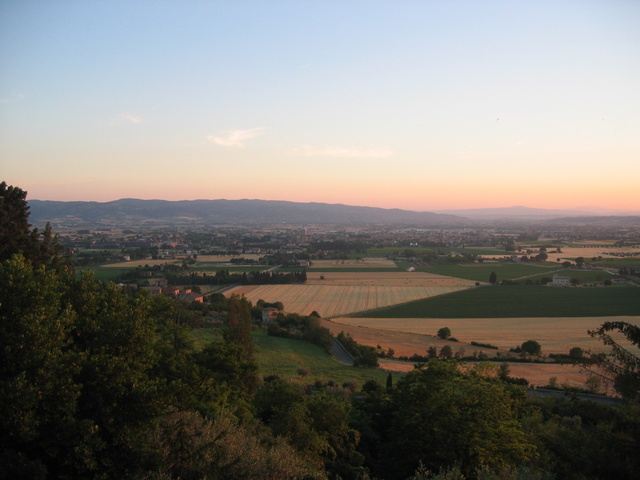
192,328,392,387
351,284,640,318
252,329,391,386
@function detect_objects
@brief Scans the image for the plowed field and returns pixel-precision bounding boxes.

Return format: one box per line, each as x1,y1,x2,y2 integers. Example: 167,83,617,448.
331,315,640,354
226,284,470,318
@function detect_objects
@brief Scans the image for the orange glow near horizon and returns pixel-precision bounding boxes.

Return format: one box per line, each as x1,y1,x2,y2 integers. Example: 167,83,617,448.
18,176,639,213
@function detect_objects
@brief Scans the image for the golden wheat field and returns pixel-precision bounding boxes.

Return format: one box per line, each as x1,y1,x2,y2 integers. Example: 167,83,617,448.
544,246,640,262
331,316,640,354
226,284,470,318
322,318,627,390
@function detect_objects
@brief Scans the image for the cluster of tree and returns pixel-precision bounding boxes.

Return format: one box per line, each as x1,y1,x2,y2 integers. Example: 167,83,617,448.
516,252,548,262
510,340,542,356
123,245,159,260
72,250,124,266
164,268,306,286
266,311,334,352
336,332,379,367
229,256,260,264
243,269,307,284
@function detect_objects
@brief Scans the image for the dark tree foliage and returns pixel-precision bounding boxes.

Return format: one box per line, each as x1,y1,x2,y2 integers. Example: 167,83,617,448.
437,327,451,339
521,340,542,356
224,294,255,358
0,181,66,270
336,332,379,367
583,321,640,401
266,311,333,352
377,361,535,480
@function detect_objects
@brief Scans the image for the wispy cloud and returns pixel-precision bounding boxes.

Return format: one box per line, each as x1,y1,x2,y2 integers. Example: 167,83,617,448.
0,93,25,104
207,127,265,148
290,146,393,158
122,112,142,124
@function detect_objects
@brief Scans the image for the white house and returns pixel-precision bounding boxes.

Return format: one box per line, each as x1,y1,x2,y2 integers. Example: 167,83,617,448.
551,275,571,286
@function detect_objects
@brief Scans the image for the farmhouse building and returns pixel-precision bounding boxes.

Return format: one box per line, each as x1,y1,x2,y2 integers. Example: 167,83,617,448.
550,275,571,286
262,307,279,323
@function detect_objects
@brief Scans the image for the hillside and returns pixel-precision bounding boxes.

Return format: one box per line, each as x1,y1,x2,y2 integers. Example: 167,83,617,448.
28,198,467,227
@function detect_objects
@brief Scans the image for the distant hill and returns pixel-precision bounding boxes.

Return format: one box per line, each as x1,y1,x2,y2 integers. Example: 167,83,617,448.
28,199,467,227
545,216,640,227
433,206,595,220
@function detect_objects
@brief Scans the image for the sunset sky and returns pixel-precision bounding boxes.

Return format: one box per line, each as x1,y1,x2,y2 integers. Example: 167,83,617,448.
1,1,639,212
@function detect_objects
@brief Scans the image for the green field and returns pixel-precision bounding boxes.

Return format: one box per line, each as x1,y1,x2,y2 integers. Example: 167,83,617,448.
190,264,271,272
359,246,509,258
308,267,401,273
421,262,559,282
524,269,620,283
252,329,391,386
76,266,131,282
351,284,640,318
191,328,390,387
596,257,640,267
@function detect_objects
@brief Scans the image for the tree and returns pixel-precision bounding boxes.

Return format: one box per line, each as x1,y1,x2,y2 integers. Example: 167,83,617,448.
0,181,65,270
437,327,451,340
224,294,254,357
439,345,453,359
489,271,498,284
521,340,542,356
381,361,536,479
569,347,583,360
427,346,438,358
583,321,640,400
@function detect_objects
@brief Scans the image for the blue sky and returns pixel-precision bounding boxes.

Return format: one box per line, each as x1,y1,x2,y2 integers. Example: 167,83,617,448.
1,1,639,211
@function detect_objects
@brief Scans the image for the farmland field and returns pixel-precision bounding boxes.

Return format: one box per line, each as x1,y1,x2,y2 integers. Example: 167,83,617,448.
305,271,474,287
101,258,182,267
226,283,471,318
252,329,390,386
196,254,264,262
190,264,271,272
360,247,509,257
543,246,640,263
422,263,558,282
76,267,132,282
351,285,640,318
331,315,640,354
309,258,398,269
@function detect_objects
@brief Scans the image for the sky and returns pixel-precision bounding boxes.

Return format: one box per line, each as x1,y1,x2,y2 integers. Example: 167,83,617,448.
1,1,639,212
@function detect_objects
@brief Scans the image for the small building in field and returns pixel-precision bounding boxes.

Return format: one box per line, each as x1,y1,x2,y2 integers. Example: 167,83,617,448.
551,275,571,286
262,307,279,323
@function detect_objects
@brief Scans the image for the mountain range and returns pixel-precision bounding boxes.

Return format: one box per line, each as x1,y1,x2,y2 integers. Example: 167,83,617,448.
28,199,640,228
28,199,464,227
